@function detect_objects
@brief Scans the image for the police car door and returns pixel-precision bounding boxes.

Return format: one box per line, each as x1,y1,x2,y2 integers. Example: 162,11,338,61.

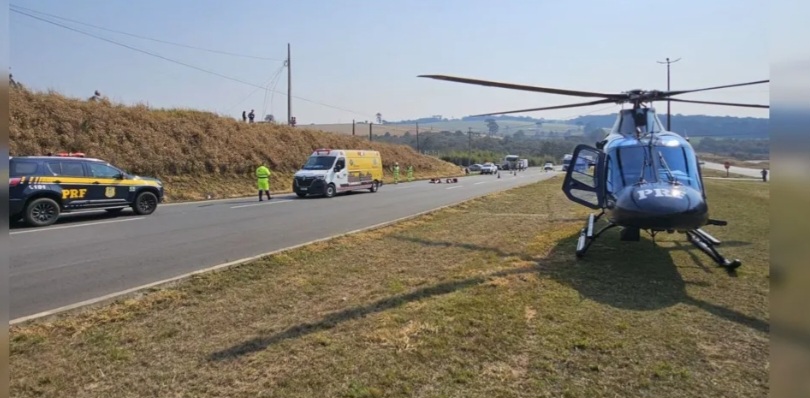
85,162,129,206
48,160,94,209
333,157,348,190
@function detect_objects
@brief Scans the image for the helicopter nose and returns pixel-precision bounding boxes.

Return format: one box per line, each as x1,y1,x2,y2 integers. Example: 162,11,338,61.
612,182,708,230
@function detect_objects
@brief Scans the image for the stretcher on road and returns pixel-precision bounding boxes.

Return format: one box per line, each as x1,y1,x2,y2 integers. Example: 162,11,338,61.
429,177,459,184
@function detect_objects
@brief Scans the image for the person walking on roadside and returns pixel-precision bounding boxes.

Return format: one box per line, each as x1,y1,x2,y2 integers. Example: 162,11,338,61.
392,162,400,184
256,162,272,201
761,168,768,182
407,165,414,182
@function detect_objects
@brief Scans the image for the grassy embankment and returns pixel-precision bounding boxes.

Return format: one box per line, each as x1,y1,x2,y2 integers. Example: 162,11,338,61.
9,86,463,202
10,176,769,398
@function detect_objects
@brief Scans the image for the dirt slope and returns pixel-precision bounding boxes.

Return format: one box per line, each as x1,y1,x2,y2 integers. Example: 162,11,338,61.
9,86,463,201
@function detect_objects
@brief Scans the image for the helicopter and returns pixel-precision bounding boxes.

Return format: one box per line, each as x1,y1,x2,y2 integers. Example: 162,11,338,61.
418,74,769,271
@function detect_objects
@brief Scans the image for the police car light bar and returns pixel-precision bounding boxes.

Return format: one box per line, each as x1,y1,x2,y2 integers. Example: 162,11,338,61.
54,152,86,157
314,148,332,154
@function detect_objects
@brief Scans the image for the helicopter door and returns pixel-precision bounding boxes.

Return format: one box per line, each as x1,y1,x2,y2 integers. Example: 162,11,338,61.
561,144,606,209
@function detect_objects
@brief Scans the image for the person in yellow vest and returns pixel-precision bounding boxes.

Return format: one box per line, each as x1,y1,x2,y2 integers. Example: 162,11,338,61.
256,163,272,201
407,165,413,182
392,162,400,184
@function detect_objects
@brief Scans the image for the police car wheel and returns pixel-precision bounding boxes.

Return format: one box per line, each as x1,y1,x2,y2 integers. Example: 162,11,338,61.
132,191,158,215
25,197,60,227
370,181,378,192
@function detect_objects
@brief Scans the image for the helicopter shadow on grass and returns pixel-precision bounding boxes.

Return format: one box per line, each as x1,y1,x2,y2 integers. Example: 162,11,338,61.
541,230,767,336
391,230,766,332
206,229,765,362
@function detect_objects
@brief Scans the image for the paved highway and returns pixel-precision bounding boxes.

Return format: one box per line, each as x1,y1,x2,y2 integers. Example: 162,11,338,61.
10,168,560,321
701,160,767,179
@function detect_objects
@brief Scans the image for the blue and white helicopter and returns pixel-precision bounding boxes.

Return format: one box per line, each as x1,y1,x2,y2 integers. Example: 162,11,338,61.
418,74,768,271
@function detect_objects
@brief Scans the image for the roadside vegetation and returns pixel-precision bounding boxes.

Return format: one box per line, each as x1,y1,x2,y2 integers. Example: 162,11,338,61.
8,84,463,202
10,176,769,398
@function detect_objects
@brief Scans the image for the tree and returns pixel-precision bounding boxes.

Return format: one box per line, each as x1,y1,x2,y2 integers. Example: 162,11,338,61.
485,118,500,136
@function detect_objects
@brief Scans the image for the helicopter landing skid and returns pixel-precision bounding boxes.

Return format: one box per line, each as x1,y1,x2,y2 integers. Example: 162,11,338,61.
575,211,617,258
686,229,742,270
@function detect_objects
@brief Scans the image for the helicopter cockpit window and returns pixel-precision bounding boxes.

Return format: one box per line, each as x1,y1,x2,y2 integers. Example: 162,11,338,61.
612,146,656,188
610,145,700,190
655,146,700,188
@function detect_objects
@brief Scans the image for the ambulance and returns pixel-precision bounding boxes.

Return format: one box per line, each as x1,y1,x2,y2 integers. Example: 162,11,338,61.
292,148,383,198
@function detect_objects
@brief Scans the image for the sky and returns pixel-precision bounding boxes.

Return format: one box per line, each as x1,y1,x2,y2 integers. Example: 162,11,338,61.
8,0,778,125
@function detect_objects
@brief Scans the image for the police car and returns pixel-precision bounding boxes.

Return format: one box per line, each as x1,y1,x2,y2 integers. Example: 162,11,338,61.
9,152,165,227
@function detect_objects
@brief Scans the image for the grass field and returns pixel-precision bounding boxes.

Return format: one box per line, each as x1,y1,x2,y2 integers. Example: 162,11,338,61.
9,177,769,397
309,120,584,137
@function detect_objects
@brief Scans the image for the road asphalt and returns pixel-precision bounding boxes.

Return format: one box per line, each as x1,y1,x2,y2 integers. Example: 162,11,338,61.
700,160,768,179
9,168,560,320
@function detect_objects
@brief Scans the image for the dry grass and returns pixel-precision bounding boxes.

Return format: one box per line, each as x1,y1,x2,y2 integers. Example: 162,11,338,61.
9,177,769,397
9,86,463,202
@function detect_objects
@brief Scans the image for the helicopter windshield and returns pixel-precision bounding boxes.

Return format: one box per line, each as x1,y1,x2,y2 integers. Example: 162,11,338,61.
608,145,699,191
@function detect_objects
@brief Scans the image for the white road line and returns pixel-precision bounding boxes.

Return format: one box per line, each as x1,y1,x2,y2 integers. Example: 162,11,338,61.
446,186,463,190
474,181,487,185
10,217,145,235
230,199,293,209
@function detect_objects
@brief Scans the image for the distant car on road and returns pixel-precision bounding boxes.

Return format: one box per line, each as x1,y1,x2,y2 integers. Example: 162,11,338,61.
467,163,483,172
480,163,498,174
543,162,554,171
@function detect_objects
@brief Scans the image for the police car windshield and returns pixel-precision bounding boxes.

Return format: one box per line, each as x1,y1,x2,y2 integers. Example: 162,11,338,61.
303,155,336,170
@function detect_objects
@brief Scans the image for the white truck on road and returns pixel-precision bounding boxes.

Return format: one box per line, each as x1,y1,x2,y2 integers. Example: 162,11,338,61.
501,155,520,170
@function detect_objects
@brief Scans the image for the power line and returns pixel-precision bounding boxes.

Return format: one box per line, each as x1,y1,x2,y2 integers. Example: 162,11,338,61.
11,7,377,120
225,63,285,114
10,4,284,61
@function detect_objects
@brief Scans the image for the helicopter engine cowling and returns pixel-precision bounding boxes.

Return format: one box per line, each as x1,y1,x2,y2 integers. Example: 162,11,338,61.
610,182,708,231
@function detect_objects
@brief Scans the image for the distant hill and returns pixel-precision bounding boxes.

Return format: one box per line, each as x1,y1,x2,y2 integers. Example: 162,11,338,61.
311,113,768,139
568,114,768,139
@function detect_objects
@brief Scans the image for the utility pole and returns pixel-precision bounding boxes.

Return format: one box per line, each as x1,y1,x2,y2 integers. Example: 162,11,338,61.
656,57,681,131
352,119,355,136
369,122,373,142
287,43,292,126
468,127,472,166
415,122,420,152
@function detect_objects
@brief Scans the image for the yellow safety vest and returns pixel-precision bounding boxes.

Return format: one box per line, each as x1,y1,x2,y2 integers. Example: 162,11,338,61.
256,166,271,178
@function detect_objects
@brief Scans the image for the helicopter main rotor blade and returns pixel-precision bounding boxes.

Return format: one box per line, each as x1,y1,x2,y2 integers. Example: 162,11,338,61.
418,74,625,99
469,98,618,117
665,98,769,109
663,80,769,97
